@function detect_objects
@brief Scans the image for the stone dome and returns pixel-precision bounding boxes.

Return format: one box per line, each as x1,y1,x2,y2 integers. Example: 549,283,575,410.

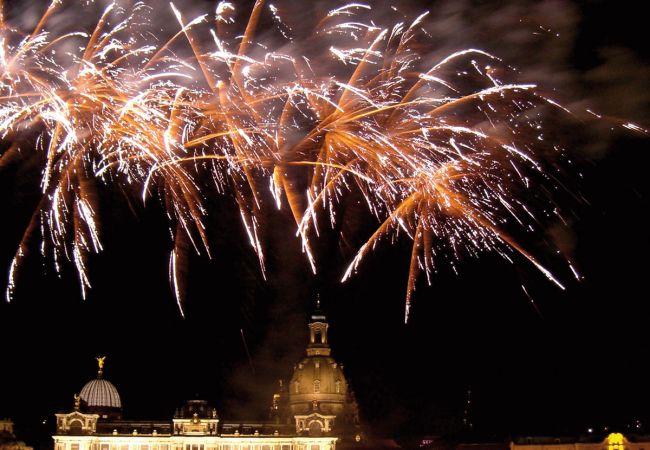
288,304,349,417
289,355,348,415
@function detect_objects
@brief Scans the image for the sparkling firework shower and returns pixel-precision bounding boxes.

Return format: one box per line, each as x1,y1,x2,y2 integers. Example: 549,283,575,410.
1,0,643,321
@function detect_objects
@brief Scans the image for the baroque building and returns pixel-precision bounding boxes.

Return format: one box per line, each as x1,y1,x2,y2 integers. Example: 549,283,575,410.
53,305,361,450
269,302,361,442
0,419,33,450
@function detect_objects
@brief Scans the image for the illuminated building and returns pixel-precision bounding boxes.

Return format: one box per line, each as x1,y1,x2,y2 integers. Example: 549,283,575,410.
511,433,650,450
53,305,361,450
269,302,361,440
0,419,33,450
417,432,650,450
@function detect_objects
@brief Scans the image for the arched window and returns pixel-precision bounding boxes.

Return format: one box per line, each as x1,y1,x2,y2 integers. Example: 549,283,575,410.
314,330,322,344
314,380,320,393
69,420,83,434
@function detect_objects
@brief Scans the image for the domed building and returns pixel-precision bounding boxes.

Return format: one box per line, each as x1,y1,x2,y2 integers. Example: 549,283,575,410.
271,302,361,440
0,419,33,450
78,357,122,419
52,303,363,450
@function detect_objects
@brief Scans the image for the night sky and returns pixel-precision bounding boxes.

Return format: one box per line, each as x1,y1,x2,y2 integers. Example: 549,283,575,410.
1,1,649,449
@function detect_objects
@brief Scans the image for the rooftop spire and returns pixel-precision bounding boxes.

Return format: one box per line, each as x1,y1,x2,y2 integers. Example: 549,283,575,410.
307,296,330,356
310,294,326,323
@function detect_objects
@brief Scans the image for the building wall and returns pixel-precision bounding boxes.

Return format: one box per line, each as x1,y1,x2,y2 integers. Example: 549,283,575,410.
511,433,648,450
53,435,337,450
0,421,14,435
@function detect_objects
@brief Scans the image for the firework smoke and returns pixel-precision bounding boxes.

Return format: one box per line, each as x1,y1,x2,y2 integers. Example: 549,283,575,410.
1,0,645,321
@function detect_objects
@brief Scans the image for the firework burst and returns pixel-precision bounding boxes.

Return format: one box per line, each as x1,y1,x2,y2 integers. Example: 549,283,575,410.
1,0,644,321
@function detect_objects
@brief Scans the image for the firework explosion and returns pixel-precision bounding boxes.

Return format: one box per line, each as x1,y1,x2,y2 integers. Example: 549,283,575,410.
1,0,641,321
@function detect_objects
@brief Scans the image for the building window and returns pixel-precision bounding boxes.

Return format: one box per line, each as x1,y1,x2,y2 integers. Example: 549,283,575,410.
314,380,320,393
335,380,341,393
294,381,300,393
314,330,322,343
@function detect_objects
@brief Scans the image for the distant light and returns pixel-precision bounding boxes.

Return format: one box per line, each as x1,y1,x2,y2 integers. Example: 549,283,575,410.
588,428,593,433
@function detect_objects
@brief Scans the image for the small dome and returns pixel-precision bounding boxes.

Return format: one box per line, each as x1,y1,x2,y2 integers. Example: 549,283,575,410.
79,357,122,414
80,378,121,409
175,399,218,419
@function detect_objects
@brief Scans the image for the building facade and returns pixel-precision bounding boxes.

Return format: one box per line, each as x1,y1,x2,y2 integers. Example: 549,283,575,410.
53,305,360,450
511,433,650,450
0,419,33,450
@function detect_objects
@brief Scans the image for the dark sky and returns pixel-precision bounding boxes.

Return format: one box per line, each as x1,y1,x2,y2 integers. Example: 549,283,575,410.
1,1,649,449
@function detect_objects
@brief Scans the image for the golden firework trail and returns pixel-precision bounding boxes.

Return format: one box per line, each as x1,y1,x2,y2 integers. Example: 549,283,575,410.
1,0,645,321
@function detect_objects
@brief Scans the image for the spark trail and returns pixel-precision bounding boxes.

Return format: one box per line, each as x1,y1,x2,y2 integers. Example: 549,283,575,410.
1,0,644,321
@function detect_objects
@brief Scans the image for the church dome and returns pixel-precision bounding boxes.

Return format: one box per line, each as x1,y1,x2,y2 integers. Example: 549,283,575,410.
289,355,348,408
79,357,122,416
288,303,349,417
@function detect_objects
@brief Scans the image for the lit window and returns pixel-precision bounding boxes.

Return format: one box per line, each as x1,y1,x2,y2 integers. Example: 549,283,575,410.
294,381,300,393
314,380,320,393
335,380,341,393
